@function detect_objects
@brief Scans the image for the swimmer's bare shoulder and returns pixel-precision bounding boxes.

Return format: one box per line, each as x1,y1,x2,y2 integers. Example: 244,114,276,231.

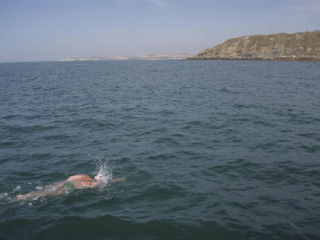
66,174,96,189
66,174,92,182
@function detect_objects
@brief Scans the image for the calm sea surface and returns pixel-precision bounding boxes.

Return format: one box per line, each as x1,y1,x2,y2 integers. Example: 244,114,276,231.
0,60,319,240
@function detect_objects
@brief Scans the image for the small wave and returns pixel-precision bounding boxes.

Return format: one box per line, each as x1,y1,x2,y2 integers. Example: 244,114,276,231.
1,114,19,120
153,137,180,146
158,109,174,116
7,124,56,133
43,134,73,141
147,153,177,161
0,141,17,147
29,153,54,161
220,87,239,94
300,144,320,153
9,215,258,240
67,118,116,130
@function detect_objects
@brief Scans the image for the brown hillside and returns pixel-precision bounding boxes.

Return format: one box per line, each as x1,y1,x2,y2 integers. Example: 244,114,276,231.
189,31,320,61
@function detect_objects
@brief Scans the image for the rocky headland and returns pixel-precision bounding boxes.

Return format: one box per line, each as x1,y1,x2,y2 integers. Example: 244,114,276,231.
189,31,320,61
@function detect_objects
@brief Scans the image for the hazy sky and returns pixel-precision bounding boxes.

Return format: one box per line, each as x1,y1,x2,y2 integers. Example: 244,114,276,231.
0,0,320,62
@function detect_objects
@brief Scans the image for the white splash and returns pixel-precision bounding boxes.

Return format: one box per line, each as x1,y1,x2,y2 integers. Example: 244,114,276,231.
13,185,21,193
0,192,8,200
94,160,113,185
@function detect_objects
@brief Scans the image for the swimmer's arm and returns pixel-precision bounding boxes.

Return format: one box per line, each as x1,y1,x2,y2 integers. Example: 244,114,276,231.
16,182,68,200
16,189,53,200
108,178,126,184
109,178,125,184
16,190,45,200
16,187,66,200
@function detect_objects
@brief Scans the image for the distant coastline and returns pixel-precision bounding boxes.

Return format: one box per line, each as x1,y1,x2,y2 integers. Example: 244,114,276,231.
61,54,193,61
188,31,320,61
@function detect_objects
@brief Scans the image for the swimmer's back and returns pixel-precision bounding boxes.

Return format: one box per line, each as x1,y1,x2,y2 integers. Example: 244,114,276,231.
66,174,96,188
66,174,92,182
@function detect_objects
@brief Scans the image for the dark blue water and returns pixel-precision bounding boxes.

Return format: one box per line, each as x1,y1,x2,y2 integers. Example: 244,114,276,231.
0,60,319,240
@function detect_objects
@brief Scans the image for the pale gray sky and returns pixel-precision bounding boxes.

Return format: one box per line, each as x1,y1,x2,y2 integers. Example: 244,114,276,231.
0,0,319,62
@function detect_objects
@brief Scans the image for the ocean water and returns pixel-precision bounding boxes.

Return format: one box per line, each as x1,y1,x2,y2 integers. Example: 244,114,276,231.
0,60,319,240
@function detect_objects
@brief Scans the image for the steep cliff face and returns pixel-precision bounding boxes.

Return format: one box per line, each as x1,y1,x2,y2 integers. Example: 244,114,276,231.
190,31,320,60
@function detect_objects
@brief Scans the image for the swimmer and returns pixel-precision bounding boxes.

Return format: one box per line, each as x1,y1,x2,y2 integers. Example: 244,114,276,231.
16,174,125,201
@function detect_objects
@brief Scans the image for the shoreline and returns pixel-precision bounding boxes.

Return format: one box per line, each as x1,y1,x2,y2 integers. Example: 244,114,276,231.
186,57,320,62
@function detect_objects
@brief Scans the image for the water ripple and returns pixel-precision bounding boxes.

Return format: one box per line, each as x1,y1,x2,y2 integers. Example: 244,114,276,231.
0,60,319,239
